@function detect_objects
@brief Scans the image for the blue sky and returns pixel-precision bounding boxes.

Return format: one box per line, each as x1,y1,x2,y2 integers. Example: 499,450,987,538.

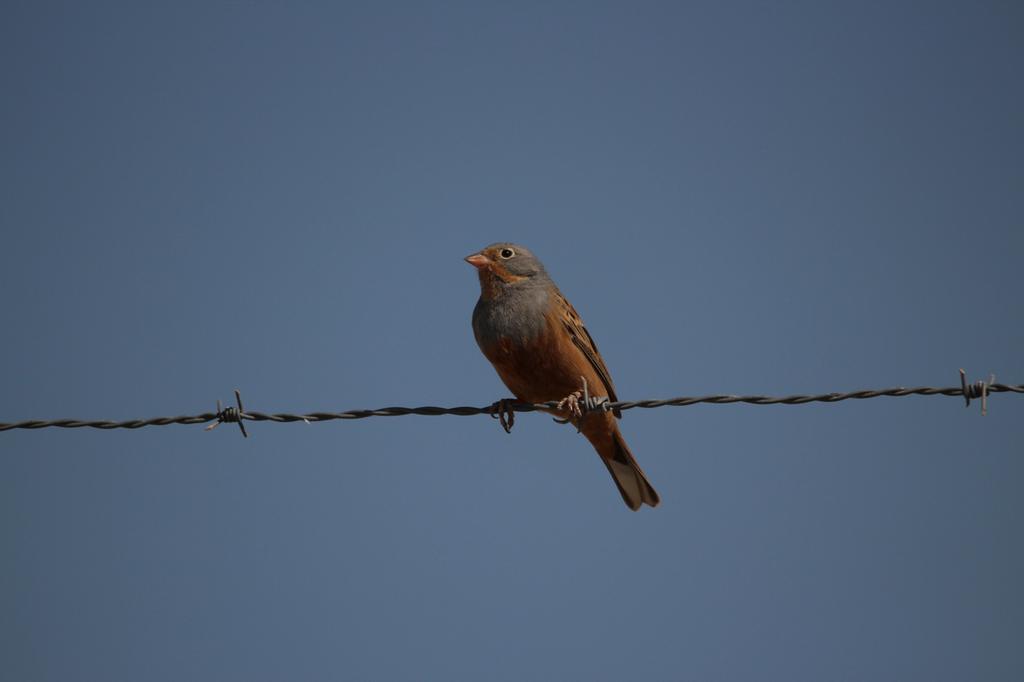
2,3,1022,680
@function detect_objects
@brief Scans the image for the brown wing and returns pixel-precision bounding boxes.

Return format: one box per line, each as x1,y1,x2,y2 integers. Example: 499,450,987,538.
553,289,622,416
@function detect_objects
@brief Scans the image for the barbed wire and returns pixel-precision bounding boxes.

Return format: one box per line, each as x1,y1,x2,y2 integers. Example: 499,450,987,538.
1,370,1018,436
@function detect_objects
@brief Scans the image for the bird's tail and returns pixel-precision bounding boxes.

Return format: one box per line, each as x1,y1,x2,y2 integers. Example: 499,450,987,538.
599,429,660,511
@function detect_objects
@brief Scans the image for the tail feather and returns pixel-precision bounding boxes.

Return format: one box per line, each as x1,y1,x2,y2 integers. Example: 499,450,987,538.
601,431,660,511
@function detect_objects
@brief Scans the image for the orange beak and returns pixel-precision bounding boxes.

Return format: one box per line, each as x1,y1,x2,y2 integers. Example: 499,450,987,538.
464,253,490,270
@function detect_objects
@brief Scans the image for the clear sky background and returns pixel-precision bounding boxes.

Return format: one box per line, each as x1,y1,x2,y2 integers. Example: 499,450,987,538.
2,2,1021,680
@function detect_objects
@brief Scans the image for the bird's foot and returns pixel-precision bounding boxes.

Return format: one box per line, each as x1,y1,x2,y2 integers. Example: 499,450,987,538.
556,390,584,422
554,377,612,431
489,398,516,434
554,376,593,432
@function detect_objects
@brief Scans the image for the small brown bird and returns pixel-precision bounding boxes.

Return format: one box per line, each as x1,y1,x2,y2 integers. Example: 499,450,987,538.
466,243,660,510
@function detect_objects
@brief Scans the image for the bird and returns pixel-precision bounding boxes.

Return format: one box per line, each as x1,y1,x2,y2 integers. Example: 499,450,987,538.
465,242,660,510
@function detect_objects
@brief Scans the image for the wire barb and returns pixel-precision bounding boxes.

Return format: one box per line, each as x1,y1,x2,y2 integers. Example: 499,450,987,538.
960,369,994,416
204,389,249,437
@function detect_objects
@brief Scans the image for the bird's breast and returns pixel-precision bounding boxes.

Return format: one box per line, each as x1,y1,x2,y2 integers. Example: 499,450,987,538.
472,290,594,403
471,286,549,348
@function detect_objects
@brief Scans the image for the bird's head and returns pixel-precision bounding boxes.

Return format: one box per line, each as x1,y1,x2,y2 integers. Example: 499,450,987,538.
465,243,549,298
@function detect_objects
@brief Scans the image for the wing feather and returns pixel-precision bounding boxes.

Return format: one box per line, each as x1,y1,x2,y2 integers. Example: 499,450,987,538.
553,290,622,416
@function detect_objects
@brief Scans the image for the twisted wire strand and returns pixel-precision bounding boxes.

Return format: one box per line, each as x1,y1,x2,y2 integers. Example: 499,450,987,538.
1,381,1020,433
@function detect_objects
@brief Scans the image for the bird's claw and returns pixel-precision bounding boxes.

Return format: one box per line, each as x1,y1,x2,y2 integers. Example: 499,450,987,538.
489,398,516,434
553,376,591,432
556,391,584,420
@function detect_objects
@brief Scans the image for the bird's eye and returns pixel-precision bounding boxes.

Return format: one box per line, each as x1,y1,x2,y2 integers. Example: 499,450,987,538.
499,248,515,259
